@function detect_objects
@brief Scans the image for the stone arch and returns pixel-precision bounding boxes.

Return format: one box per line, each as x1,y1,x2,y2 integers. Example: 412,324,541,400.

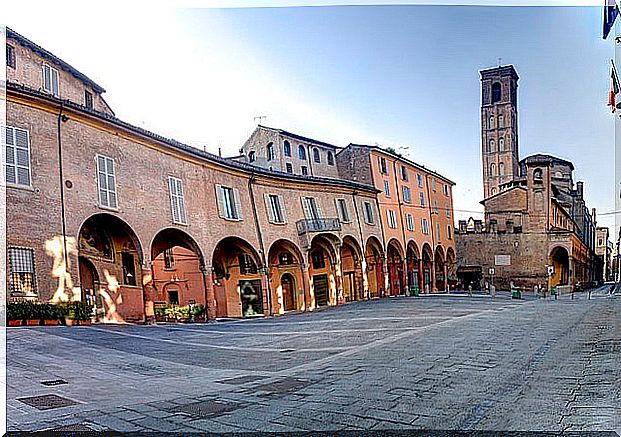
435,245,446,291
365,236,385,298
406,241,421,293
341,235,364,302
267,238,305,314
446,247,457,290
549,245,570,287
421,243,434,293
387,239,405,296
308,233,340,308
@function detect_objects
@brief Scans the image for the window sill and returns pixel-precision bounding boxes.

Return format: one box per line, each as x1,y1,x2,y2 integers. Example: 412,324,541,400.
221,217,243,222
269,221,288,226
6,183,35,192
98,204,120,213
172,221,188,227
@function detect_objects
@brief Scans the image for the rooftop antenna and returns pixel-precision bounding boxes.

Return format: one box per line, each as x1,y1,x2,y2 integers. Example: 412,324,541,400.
254,115,267,125
498,57,502,67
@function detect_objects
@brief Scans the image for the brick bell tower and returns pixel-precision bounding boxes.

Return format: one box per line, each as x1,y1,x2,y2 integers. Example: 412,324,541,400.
480,65,520,199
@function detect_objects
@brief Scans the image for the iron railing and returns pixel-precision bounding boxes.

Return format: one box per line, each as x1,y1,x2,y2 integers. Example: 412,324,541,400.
296,218,342,235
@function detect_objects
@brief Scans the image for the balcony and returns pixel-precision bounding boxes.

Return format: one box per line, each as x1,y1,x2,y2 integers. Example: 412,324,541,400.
296,218,342,235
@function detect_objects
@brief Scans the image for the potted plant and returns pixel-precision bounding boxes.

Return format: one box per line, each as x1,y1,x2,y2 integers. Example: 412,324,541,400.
42,304,63,326
7,303,24,326
24,302,41,326
73,302,93,325
190,304,205,322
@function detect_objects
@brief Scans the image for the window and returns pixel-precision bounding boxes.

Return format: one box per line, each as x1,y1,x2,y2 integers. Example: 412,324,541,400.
446,204,451,218
498,115,504,128
248,151,256,163
387,210,397,229
42,64,60,97
533,168,543,182
491,82,501,104
436,223,441,241
7,44,15,68
489,115,495,129
216,184,242,220
363,202,375,225
283,140,291,157
448,225,452,240
302,196,321,220
298,145,306,160
279,252,294,265
434,200,438,214
489,139,496,152
267,142,275,161
401,165,408,181
499,138,505,152
3,126,32,187
491,187,497,195
384,180,391,197
168,176,187,225
265,194,286,224
406,214,415,231
499,162,505,176
301,166,308,176
335,198,350,223
313,148,321,163
417,173,423,187
422,218,429,235
8,247,36,296
444,184,449,196
312,250,326,269
490,163,496,177
379,157,388,175
164,248,175,269
122,252,136,286
419,192,425,207
85,90,93,109
327,152,334,166
402,186,411,203
97,155,117,209
432,179,436,191
168,289,179,305
286,163,293,173
239,253,258,275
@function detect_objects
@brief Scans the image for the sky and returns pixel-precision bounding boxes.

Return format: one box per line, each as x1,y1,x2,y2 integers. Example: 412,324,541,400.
3,1,618,232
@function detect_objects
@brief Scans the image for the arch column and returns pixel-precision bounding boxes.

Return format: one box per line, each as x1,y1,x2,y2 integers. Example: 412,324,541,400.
300,262,311,312
201,264,216,321
334,243,345,305
382,255,389,297
260,268,271,316
431,256,437,292
443,263,448,291
418,259,424,293
142,260,156,324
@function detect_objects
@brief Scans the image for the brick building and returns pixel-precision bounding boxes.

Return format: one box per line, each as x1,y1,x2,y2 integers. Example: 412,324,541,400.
456,65,598,291
5,28,456,322
595,227,613,282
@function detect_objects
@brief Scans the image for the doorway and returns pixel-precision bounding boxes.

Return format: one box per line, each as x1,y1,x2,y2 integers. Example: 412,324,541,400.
239,279,263,316
78,257,101,321
313,274,329,307
281,273,296,311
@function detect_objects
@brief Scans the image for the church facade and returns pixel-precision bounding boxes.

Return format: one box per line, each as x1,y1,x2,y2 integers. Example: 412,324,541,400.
456,65,599,291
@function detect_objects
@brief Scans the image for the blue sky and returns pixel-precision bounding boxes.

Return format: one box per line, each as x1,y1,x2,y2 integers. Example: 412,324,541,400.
4,3,617,231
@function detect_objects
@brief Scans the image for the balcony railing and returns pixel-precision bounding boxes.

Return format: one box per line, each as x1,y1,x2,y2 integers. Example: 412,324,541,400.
296,218,342,235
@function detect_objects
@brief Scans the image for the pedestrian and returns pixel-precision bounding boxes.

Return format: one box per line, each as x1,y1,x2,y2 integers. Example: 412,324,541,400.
468,283,473,297
534,284,539,297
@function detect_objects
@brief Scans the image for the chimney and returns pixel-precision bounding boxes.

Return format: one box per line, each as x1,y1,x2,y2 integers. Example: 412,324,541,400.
576,181,584,199
592,208,597,225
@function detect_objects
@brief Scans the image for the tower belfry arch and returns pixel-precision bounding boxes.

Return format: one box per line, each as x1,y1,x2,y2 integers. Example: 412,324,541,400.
480,65,520,198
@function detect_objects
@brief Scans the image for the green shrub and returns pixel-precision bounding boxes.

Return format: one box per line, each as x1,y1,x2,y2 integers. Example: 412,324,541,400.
190,304,205,319
58,301,92,321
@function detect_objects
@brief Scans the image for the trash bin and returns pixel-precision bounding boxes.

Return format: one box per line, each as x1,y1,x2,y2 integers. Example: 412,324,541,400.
413,285,420,297
550,286,556,296
511,288,521,299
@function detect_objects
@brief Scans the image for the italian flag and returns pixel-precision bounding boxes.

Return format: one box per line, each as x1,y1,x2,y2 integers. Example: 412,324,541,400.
609,60,621,113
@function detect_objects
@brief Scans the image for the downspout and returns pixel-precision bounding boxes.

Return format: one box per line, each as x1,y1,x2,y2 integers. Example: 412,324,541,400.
425,174,436,290
57,102,70,298
248,171,273,316
394,160,408,294
352,190,365,299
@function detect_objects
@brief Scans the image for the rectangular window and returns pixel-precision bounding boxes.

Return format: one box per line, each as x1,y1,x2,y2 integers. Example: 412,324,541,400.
3,126,32,187
401,165,408,181
164,248,175,269
448,225,453,240
7,44,15,68
312,251,326,269
335,198,350,223
406,214,415,231
444,184,449,196
419,192,425,208
417,173,423,187
432,179,437,191
302,197,321,220
42,64,60,97
422,218,429,235
97,154,117,209
216,184,242,220
265,194,286,224
85,90,93,109
168,176,187,225
363,202,375,225
8,247,37,296
239,253,258,275
121,252,137,286
383,180,390,197
279,252,294,265
301,165,308,176
434,200,439,214
286,163,293,173
446,205,451,218
402,186,411,204
387,210,397,229
378,156,388,175
436,223,441,241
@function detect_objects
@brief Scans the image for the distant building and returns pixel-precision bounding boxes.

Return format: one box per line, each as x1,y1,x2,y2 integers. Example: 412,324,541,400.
595,227,612,282
456,65,598,290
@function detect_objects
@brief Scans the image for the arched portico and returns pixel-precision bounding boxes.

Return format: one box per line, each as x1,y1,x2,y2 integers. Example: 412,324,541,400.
364,237,385,298
406,241,422,294
387,239,405,296
435,246,446,291
446,247,457,290
549,246,570,287
267,239,305,314
308,233,340,308
421,243,434,293
340,235,364,302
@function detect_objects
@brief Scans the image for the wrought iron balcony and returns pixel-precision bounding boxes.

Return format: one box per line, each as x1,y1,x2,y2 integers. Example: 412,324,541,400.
296,218,342,235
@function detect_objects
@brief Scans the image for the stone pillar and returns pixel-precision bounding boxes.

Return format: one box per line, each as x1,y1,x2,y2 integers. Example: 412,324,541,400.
382,256,389,297
200,264,216,321
418,259,424,292
260,270,271,316
302,258,313,311
443,263,448,291
334,244,345,305
431,257,437,292
142,261,156,324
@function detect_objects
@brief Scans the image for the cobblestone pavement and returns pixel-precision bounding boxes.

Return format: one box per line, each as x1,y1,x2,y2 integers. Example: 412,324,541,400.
6,288,620,434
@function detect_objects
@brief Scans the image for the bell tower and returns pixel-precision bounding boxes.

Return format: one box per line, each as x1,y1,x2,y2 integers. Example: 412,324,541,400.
480,65,520,199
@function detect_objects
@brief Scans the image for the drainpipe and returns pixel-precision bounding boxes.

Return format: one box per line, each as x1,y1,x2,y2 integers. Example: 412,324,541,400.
248,171,273,316
352,190,366,299
57,102,70,299
393,160,408,295
425,174,437,291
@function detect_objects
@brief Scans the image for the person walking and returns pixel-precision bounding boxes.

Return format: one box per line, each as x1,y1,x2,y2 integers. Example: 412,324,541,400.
468,283,473,297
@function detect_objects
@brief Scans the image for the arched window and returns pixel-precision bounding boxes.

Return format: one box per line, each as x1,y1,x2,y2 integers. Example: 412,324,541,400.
499,162,505,176
490,163,496,177
498,115,504,128
327,151,334,166
489,139,496,152
298,145,306,160
248,151,256,163
313,148,320,163
489,115,495,129
283,140,291,157
533,168,543,182
491,187,497,195
491,82,501,103
266,143,274,161
499,138,505,152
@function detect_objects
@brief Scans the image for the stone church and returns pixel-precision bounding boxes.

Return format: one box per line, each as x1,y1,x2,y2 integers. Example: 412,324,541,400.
456,65,598,291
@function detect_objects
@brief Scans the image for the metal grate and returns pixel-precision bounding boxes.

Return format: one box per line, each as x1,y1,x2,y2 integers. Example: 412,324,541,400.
48,423,96,432
40,379,68,386
17,394,79,410
215,375,267,385
170,399,241,418
256,377,313,396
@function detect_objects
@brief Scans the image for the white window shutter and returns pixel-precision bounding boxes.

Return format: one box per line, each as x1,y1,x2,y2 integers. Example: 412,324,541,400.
233,188,243,220
264,193,275,223
278,195,287,223
315,199,323,219
301,197,312,219
334,199,341,221
169,178,179,223
215,184,225,218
